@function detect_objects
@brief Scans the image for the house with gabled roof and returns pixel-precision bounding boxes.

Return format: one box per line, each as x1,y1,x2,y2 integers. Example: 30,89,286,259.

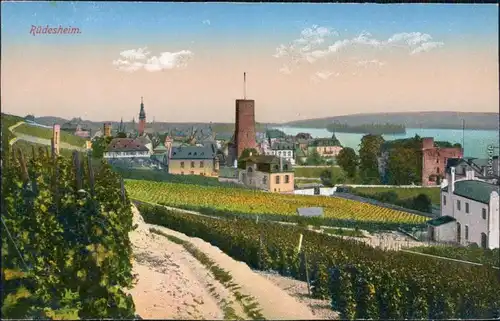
238,154,294,193
103,138,151,159
168,144,220,177
431,166,500,249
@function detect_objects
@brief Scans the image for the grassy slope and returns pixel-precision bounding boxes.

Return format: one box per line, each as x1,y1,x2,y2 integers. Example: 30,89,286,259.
13,123,87,147
352,187,441,205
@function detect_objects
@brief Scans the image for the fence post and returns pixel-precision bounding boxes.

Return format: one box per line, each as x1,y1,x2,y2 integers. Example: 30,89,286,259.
72,151,82,191
17,149,29,183
87,152,95,197
302,250,311,296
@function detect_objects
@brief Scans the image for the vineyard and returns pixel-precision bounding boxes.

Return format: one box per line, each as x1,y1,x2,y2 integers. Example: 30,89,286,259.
1,146,136,319
125,180,428,230
139,204,500,320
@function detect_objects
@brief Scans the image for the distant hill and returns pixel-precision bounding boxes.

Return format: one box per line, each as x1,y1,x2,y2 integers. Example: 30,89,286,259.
282,112,499,130
33,116,274,134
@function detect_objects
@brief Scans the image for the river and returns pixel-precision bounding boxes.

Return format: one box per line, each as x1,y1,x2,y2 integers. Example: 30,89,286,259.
273,127,499,158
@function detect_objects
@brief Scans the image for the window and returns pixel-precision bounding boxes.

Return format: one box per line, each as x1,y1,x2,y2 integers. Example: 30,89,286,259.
482,208,487,220
443,195,447,206
285,175,290,183
200,161,204,168
191,161,195,168
457,200,461,211
180,161,185,168
275,175,280,184
465,225,469,241
465,202,469,214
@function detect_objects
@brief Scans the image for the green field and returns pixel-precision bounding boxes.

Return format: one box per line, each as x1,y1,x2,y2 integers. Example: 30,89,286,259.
13,123,87,147
352,187,442,205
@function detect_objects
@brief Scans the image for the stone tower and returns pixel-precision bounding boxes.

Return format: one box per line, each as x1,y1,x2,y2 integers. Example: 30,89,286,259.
138,96,146,136
103,122,112,137
233,72,256,158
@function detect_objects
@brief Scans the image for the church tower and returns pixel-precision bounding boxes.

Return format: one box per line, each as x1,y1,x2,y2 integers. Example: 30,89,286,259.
138,96,146,136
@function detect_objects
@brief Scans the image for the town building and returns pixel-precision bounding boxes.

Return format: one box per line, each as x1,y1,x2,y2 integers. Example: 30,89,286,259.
421,137,463,186
427,167,499,249
238,155,294,193
103,138,151,159
378,137,463,186
61,118,91,138
446,157,499,185
307,135,343,159
263,141,296,165
168,145,220,177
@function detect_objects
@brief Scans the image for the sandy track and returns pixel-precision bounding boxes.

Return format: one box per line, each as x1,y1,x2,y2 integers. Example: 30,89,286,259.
128,205,319,320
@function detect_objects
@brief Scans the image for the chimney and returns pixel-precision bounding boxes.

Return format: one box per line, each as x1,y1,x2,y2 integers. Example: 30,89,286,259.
466,167,475,180
450,167,456,193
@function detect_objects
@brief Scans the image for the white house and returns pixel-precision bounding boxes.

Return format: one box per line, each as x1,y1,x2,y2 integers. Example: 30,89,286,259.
103,138,152,159
264,141,296,165
428,167,500,249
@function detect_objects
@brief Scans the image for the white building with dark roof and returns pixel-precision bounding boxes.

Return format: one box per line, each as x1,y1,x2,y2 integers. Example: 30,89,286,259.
103,138,151,159
428,166,500,249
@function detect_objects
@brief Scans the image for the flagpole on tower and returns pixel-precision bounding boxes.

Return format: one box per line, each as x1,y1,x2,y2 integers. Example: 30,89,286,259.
243,72,246,100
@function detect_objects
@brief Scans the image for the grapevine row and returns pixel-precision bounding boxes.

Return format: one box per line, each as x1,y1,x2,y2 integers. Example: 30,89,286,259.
138,203,500,320
1,147,136,319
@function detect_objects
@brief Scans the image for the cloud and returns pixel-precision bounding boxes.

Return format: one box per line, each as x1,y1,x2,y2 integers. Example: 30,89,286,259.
202,19,211,25
118,47,150,60
279,65,292,75
310,70,340,82
356,59,386,67
386,32,432,46
112,48,194,72
273,28,444,74
273,25,337,71
410,41,444,55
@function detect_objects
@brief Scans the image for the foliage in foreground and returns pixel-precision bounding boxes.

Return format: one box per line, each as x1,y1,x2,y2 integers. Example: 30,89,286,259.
139,204,500,320
1,148,136,319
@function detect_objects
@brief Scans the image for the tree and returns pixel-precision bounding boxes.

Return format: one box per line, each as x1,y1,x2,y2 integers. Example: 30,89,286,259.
358,134,384,184
412,193,432,212
306,149,323,165
116,132,127,138
386,147,420,185
91,136,113,159
296,132,313,140
337,147,358,178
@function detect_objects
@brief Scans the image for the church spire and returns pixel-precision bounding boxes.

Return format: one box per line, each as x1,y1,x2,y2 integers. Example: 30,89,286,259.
139,97,146,120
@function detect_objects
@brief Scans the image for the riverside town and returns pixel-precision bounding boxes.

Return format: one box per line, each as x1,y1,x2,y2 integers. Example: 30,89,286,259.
29,25,81,36
2,2,499,320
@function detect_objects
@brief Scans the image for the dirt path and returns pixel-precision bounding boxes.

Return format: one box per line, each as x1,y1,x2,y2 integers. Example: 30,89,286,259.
128,205,320,320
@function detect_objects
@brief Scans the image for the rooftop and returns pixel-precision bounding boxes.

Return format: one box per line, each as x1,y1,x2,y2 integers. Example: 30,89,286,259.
427,215,456,227
106,138,149,152
170,145,216,160
443,180,499,204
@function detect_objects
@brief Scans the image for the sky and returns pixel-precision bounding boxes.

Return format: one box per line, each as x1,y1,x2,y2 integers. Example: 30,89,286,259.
1,2,498,123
